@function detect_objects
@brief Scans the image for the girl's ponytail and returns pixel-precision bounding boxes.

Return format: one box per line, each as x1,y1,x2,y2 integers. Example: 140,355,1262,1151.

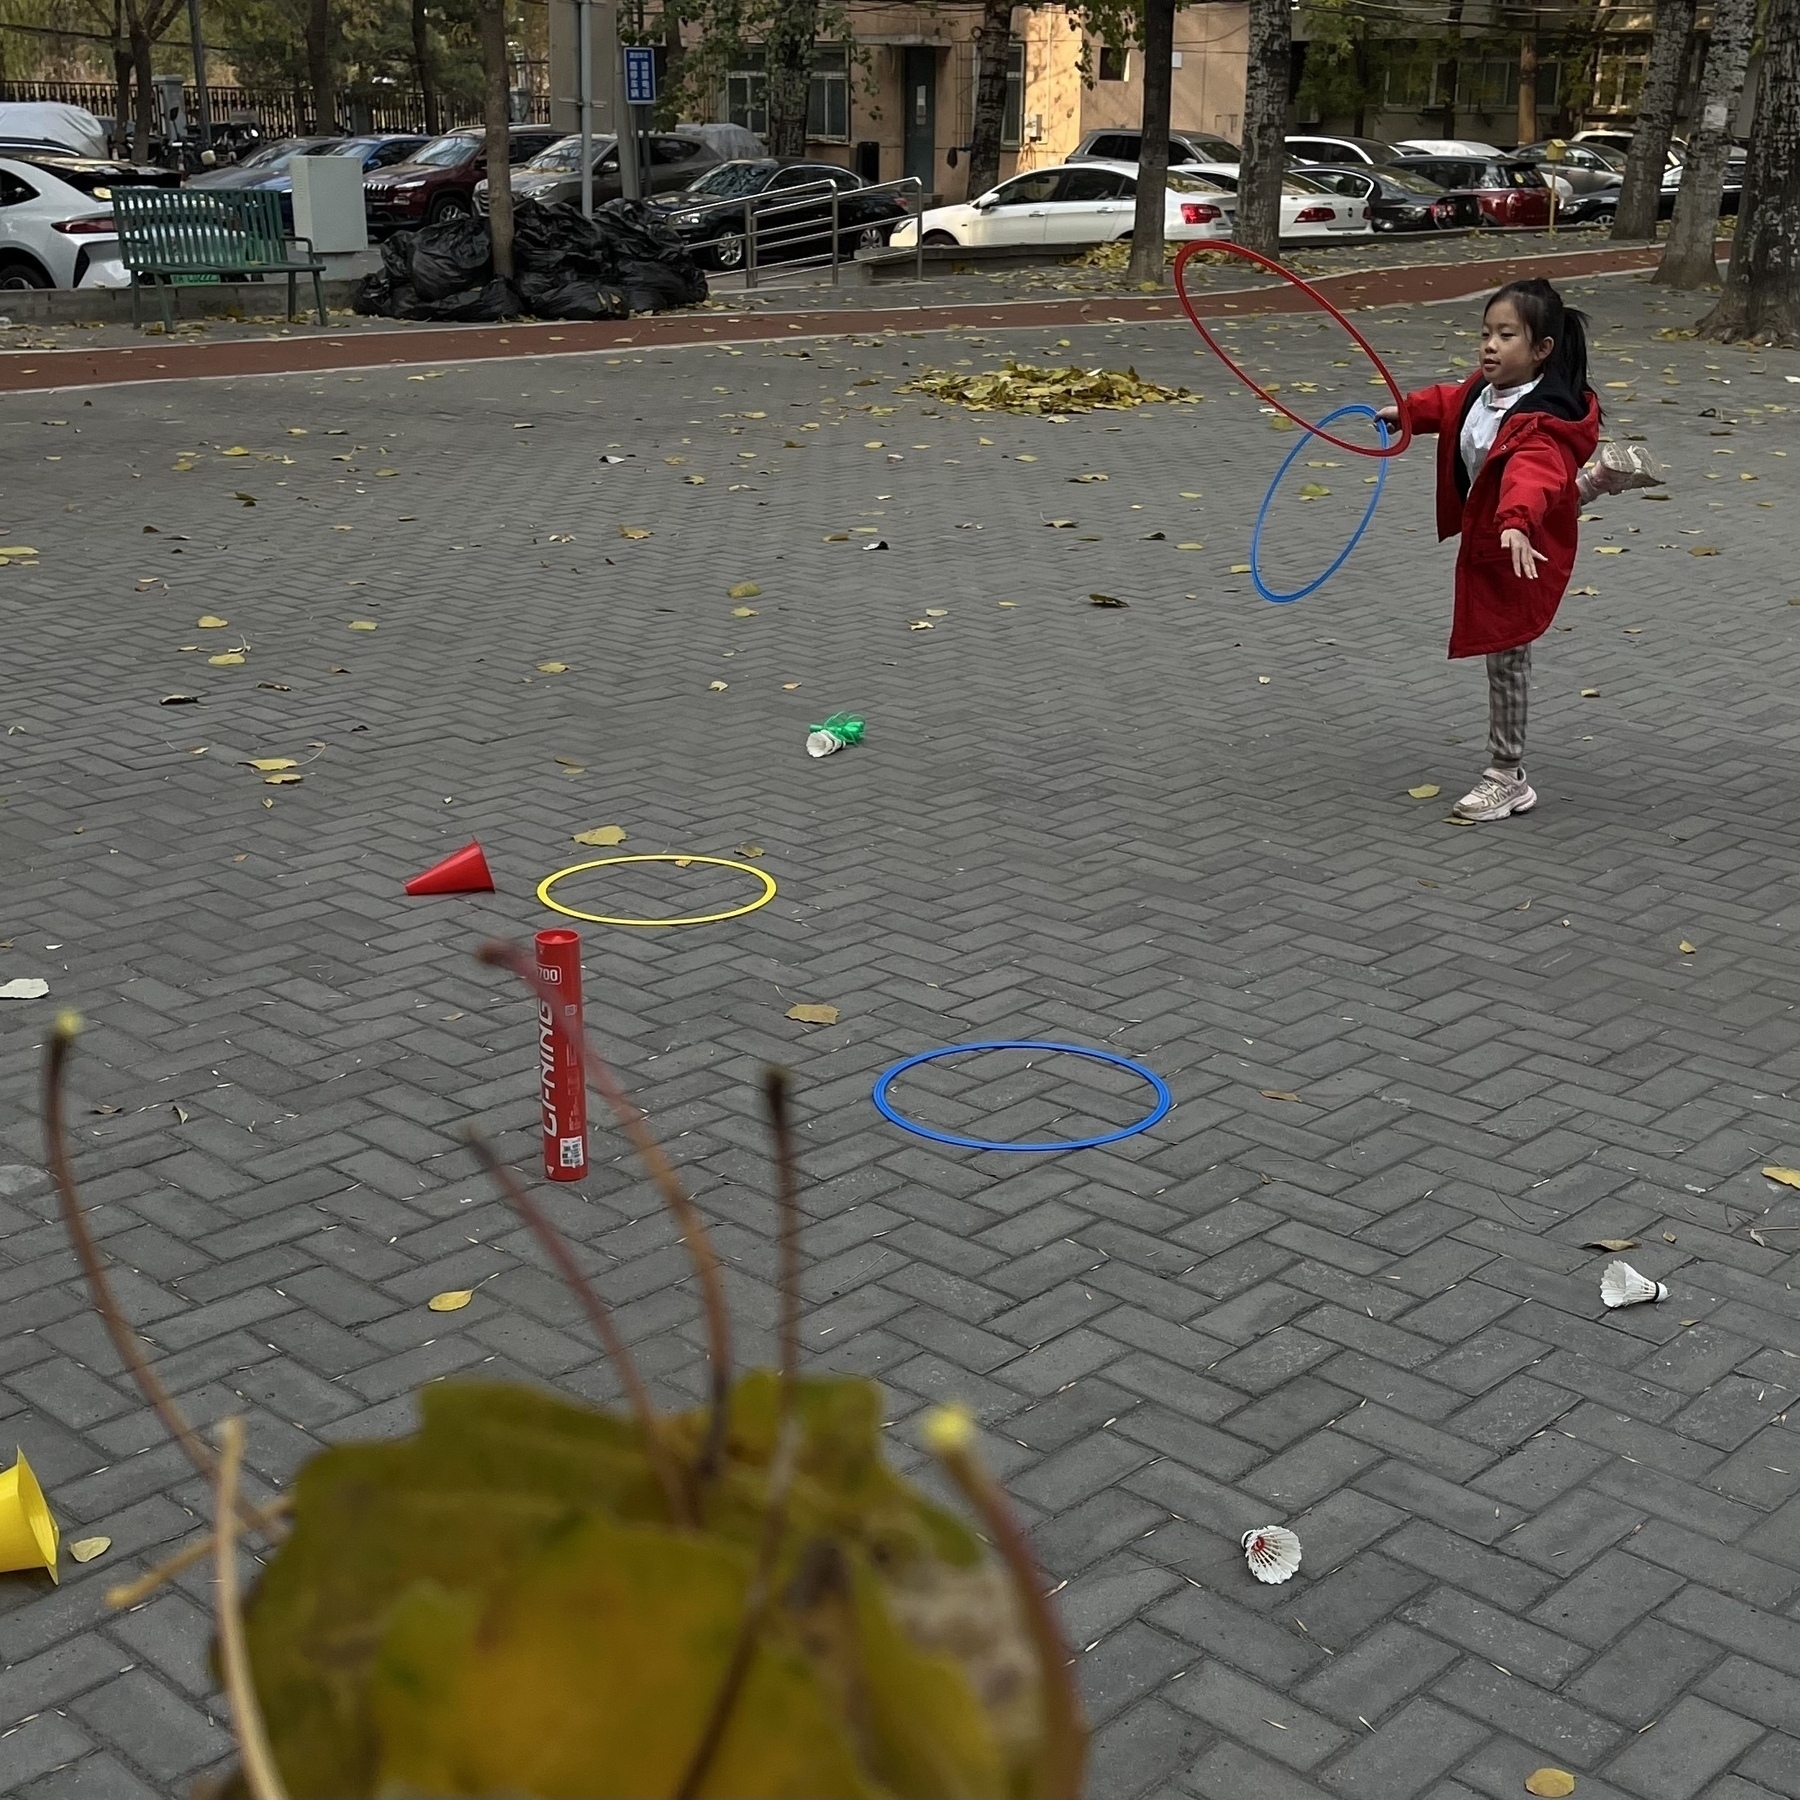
1490,277,1592,401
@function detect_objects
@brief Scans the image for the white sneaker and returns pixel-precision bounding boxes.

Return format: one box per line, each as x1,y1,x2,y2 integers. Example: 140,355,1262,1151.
1455,767,1538,821
1588,440,1664,495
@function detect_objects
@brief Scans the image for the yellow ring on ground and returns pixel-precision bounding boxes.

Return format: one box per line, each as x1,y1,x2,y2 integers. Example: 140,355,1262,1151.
536,854,778,928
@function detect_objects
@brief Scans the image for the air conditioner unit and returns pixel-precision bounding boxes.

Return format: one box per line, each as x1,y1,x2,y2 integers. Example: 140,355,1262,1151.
1026,112,1044,140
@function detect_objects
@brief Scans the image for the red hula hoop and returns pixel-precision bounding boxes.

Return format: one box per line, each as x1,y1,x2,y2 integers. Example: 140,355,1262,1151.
1173,240,1413,460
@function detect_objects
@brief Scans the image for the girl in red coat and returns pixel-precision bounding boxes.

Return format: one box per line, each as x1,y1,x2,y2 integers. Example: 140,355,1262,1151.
1378,279,1601,822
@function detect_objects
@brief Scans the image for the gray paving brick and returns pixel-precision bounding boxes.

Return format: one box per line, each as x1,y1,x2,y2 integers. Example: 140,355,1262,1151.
1298,1621,1462,1726
1600,1695,1763,1800
0,1715,95,1792
1697,1659,1800,1736
1168,1661,1352,1771
1432,1659,1624,1766
1320,1696,1491,1800
1569,1619,1727,1728
1528,1550,1686,1650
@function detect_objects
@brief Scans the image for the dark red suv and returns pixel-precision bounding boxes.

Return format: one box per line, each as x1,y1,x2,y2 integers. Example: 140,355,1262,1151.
363,125,566,234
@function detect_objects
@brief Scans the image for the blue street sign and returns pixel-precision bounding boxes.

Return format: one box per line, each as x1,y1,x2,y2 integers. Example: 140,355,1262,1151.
623,47,657,106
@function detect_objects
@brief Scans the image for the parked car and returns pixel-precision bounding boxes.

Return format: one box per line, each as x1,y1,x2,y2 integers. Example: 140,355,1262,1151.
0,102,108,157
1070,127,1243,166
1284,134,1402,166
1514,139,1625,197
660,159,909,269
476,130,720,214
189,132,427,227
0,155,126,288
362,125,566,233
1391,138,1503,157
1389,153,1553,227
0,149,176,195
1188,163,1370,238
893,159,1236,249
1296,163,1481,232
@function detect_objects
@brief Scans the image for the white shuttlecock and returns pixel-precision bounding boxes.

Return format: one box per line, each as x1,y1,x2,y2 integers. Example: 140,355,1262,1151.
1242,1525,1302,1585
1601,1260,1669,1308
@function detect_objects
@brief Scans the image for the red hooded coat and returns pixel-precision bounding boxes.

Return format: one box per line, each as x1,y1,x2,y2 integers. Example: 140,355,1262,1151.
1402,373,1600,658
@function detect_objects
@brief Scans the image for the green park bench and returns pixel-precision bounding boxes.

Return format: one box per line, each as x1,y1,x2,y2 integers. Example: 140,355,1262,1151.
111,188,329,331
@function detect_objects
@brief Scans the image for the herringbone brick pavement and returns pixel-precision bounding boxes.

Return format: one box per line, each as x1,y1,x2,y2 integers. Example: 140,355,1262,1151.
2,271,1799,1800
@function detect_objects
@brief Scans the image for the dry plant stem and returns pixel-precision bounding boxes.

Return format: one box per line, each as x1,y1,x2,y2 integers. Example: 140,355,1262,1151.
213,1418,289,1800
672,1415,801,1800
763,1068,801,1395
45,1022,269,1532
465,1129,691,1525
932,1443,1088,1800
477,939,734,1474
106,1497,293,1610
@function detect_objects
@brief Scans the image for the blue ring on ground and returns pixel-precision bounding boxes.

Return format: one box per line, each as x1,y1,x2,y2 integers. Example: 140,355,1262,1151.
1251,402,1390,605
872,1040,1173,1153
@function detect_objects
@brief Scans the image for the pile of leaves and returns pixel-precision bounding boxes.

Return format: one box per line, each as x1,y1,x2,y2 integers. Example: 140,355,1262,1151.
234,1373,1047,1798
896,360,1199,417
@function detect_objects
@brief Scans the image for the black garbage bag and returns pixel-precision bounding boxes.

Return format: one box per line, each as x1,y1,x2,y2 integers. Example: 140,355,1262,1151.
596,197,707,308
419,276,520,322
511,198,620,282
352,269,396,316
617,258,706,314
380,230,417,285
409,216,493,302
516,267,628,321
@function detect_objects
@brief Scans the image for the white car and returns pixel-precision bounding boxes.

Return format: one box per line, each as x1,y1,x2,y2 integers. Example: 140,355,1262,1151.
891,159,1236,249
0,156,127,288
1186,163,1370,239
1392,138,1503,157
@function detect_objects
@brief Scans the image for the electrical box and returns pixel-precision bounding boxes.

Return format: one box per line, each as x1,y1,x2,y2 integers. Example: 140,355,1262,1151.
292,155,368,253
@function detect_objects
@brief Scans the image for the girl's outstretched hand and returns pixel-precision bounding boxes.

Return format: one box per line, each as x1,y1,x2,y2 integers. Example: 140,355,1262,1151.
1374,404,1401,425
1501,527,1547,579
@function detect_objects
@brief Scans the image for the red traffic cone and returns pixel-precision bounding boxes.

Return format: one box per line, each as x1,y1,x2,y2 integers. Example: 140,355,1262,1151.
405,841,495,897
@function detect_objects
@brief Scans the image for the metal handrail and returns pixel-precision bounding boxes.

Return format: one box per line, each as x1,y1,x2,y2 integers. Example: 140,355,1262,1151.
663,173,924,287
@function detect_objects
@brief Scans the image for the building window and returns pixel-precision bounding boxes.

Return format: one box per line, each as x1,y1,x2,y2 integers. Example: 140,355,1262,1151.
727,47,851,141
1002,42,1025,145
808,45,850,141
1098,44,1128,81
726,67,767,136
1592,53,1647,112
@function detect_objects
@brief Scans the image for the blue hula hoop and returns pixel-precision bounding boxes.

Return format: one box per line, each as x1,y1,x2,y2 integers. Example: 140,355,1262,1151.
872,1040,1173,1153
1251,402,1390,605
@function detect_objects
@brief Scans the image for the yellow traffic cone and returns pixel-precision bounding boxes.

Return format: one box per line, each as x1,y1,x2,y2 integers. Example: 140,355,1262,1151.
0,1450,59,1583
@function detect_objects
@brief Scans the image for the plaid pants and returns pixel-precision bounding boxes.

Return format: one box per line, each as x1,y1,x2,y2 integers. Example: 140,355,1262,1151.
1486,646,1531,772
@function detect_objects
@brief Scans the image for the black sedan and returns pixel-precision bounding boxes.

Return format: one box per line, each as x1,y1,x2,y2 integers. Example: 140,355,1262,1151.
653,160,908,271
1295,163,1482,232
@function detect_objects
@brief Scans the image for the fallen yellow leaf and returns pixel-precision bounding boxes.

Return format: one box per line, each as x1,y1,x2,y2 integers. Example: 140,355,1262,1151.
207,652,246,666
349,620,378,631
1689,546,1721,556
709,680,728,690
196,615,228,629
732,606,757,617
263,772,304,786
1679,940,1696,954
1595,546,1625,555
1762,1166,1800,1188
619,526,651,540
728,582,762,599
787,1003,840,1025
1584,1238,1638,1251
572,825,627,846
245,757,297,772
428,1290,473,1312
1230,563,1252,574
69,1536,111,1563
1408,784,1441,799
1525,1772,1575,1799
536,661,569,674
1260,1089,1300,1103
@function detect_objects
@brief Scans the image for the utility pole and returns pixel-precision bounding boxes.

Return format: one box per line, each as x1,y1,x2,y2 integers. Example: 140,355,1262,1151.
579,0,593,216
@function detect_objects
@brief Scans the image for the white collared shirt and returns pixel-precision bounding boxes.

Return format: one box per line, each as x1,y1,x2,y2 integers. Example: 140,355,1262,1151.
1460,376,1540,482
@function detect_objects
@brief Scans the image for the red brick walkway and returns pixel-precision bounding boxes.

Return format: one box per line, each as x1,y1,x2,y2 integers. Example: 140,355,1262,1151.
0,238,1695,393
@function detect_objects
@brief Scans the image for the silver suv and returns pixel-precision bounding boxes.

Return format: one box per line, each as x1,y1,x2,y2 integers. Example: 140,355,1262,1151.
1069,128,1241,166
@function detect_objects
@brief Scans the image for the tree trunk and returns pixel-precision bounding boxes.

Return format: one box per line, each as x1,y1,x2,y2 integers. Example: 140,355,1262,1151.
1352,29,1370,137
1698,0,1800,342
480,0,515,277
966,0,1014,202
128,11,156,160
763,0,819,160
412,0,439,134
1236,0,1290,257
1437,0,1464,139
1655,0,1753,286
660,5,686,129
112,36,133,160
1613,0,1695,239
306,0,336,131
1126,0,1175,283
1516,32,1536,145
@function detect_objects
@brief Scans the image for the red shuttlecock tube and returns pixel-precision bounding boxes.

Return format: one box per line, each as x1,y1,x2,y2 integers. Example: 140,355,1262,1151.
534,928,588,1182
